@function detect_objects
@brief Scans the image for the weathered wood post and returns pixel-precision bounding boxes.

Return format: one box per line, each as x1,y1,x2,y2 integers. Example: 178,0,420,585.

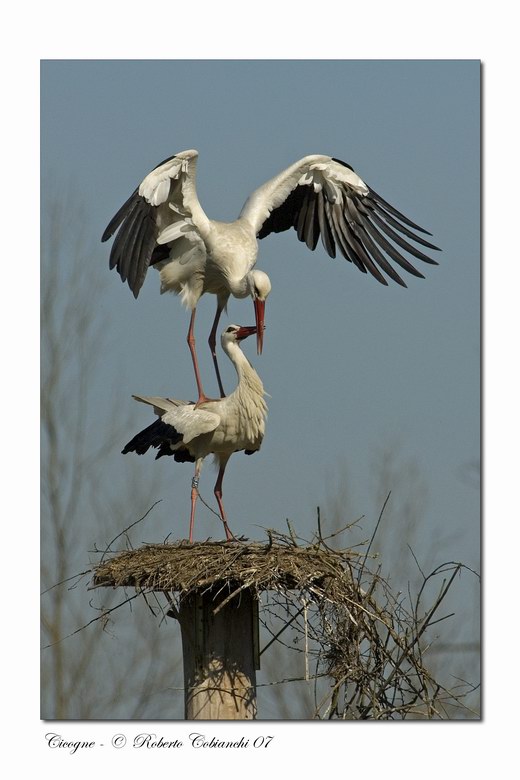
91,532,460,720
178,585,259,720
92,539,324,720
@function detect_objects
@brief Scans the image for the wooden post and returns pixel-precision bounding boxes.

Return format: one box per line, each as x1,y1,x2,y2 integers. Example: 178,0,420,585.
178,585,259,720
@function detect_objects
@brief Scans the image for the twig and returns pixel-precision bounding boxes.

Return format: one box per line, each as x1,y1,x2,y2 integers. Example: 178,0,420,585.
41,569,92,595
357,492,391,585
42,591,144,649
99,500,162,562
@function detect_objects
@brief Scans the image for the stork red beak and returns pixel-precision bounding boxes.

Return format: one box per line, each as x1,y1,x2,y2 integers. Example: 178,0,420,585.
236,325,257,342
253,298,265,354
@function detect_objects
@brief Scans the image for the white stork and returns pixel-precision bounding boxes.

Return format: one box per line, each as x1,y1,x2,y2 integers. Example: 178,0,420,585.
102,150,439,402
122,324,267,542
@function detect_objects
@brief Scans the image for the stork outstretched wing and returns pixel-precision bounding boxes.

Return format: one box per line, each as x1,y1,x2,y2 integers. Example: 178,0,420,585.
240,155,440,287
102,150,209,297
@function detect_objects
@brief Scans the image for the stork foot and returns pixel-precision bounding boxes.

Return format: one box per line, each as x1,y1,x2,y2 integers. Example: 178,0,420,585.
194,394,220,408
223,523,236,542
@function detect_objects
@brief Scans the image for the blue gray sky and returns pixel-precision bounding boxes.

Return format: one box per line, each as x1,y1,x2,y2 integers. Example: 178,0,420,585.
42,60,479,566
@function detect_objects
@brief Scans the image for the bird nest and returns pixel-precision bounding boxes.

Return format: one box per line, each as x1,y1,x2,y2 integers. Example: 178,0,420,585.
92,535,356,597
90,526,477,719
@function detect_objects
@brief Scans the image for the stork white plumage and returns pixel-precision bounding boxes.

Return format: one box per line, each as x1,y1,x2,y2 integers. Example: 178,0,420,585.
102,149,440,402
122,324,267,542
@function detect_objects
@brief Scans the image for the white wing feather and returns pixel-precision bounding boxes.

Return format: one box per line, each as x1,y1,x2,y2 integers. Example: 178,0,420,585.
239,154,369,235
138,150,211,239
132,394,220,444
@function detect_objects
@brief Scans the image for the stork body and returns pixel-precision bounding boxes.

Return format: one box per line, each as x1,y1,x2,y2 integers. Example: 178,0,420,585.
103,149,440,400
122,325,267,542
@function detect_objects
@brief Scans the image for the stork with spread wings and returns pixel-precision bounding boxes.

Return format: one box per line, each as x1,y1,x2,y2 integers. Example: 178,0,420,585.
102,150,440,403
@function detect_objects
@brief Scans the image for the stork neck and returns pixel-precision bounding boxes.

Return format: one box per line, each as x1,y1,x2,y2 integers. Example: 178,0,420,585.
220,339,267,438
222,342,264,407
224,340,256,380
227,275,251,300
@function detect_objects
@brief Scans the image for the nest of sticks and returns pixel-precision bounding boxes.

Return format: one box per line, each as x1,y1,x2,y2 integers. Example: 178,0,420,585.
92,534,355,596
91,524,476,719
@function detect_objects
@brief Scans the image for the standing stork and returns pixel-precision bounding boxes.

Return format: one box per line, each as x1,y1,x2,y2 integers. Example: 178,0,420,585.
102,150,440,402
122,324,267,542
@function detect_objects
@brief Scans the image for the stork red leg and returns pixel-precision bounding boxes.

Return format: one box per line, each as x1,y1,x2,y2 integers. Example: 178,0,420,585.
187,308,217,406
214,461,234,541
208,302,226,398
188,462,202,543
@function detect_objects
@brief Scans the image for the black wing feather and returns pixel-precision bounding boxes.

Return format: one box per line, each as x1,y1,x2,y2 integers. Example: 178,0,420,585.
326,202,348,259
343,196,408,285
303,189,320,250
102,188,139,243
317,192,336,257
257,161,440,286
122,418,183,456
296,187,311,242
360,215,430,276
106,195,159,297
367,187,434,236
113,198,146,283
257,185,306,239
102,154,180,297
332,199,386,283
330,204,367,274
351,222,407,286
150,244,172,266
354,215,424,281
331,157,355,171
369,211,440,265
340,216,389,286
365,199,440,251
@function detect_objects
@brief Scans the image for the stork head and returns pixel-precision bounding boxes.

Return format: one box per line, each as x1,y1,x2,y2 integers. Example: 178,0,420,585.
248,270,271,355
221,324,257,350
